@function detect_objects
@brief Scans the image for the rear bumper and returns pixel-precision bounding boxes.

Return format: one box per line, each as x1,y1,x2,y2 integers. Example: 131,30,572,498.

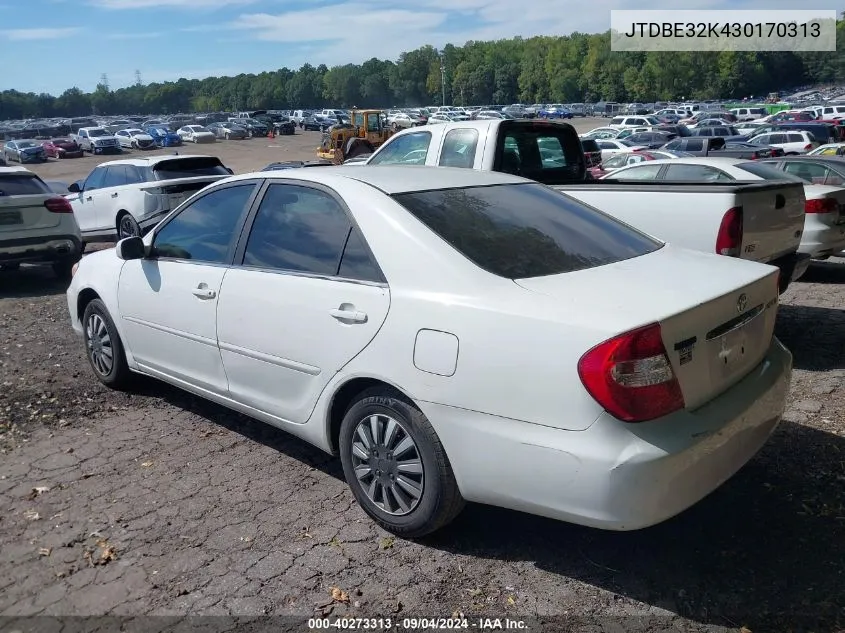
799,222,845,259
421,337,792,531
92,146,121,155
0,234,83,264
770,251,812,292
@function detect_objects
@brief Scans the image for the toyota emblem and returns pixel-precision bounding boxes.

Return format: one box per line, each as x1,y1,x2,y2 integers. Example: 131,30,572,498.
737,293,748,313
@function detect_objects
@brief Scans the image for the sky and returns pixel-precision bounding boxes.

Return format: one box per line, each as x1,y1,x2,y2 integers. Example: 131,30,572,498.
1,0,842,94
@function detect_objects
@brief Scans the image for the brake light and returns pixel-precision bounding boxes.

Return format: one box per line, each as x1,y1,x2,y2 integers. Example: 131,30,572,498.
804,143,814,151
805,198,837,214
44,198,73,214
578,323,685,423
715,206,743,256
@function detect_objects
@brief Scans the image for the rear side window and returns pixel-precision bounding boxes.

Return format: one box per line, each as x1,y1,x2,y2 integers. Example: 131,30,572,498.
438,129,479,168
685,139,704,151
151,157,230,180
0,174,51,196
369,131,431,165
787,133,805,142
494,122,584,184
392,183,660,279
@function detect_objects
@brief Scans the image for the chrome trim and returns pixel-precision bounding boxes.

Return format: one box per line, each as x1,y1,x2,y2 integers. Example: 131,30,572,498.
234,264,389,288
218,341,321,375
122,316,218,347
705,304,764,341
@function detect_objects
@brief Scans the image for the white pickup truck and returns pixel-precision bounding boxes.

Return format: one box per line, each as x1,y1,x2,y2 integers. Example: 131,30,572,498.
359,119,809,292
70,127,122,155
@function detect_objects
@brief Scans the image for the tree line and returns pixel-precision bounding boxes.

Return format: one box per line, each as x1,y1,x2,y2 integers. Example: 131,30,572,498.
2,23,845,120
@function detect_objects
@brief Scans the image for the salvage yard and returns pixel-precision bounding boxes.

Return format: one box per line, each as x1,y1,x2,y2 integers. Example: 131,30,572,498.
1,121,844,631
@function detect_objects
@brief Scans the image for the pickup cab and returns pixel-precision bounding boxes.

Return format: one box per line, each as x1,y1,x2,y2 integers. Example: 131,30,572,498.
71,127,121,155
661,136,777,159
360,119,809,291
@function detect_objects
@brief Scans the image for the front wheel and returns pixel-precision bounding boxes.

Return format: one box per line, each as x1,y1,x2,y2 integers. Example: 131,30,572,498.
82,298,131,389
339,387,464,538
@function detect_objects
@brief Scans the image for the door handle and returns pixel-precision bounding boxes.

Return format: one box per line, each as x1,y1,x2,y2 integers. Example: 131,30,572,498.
111,192,119,198
329,307,367,323
191,285,216,299
85,196,92,201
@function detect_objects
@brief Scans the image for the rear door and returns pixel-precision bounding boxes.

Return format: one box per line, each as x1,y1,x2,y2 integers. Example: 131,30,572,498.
0,173,55,235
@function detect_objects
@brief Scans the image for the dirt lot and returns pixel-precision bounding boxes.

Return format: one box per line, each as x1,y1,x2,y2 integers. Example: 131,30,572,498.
1,121,844,631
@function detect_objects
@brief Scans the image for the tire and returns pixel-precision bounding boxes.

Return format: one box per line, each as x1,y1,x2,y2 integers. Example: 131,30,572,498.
52,259,75,281
117,212,141,239
225,133,230,140
82,298,131,389
339,387,464,538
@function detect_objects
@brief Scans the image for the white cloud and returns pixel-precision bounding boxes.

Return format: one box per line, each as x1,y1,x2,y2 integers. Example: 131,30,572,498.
91,0,256,9
7,27,83,40
105,31,163,39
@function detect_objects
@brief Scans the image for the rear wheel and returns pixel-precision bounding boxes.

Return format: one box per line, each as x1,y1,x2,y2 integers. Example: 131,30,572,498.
82,299,131,389
339,387,464,537
117,212,141,239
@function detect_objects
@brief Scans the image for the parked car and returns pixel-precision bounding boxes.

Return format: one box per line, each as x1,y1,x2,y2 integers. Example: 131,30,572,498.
229,118,269,137
595,139,647,160
807,143,845,156
302,116,334,132
730,107,768,122
71,127,121,154
66,155,232,241
538,104,573,119
748,130,818,155
3,140,48,163
623,131,677,149
114,128,156,150
207,122,248,140
581,127,622,140
388,113,426,130
41,138,83,159
177,125,216,144
291,110,313,126
66,165,792,537
272,117,297,136
601,150,689,172
580,139,602,168
662,136,778,159
606,157,845,263
0,166,82,278
147,127,182,148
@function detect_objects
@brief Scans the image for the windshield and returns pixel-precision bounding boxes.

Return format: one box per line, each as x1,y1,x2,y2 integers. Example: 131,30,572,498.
392,183,660,279
17,142,36,148
735,162,806,182
89,129,110,137
192,126,210,133
0,174,51,195
152,128,169,135
150,157,230,180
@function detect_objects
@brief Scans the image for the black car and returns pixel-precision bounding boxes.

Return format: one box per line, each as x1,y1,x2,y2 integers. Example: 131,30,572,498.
580,139,602,167
273,117,297,135
302,115,334,132
625,131,677,149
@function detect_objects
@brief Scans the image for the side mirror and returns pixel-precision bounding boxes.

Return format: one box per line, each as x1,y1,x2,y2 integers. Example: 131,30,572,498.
115,236,146,261
68,182,81,193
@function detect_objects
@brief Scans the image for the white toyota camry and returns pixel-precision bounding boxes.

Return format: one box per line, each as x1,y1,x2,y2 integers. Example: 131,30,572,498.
66,166,792,537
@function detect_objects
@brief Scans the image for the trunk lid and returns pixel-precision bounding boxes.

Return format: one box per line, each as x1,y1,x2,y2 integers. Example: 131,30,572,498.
731,182,805,263
514,246,780,411
139,175,227,209
0,174,59,232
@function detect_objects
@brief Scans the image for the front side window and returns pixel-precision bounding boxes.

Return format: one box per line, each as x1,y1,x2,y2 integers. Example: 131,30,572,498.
153,184,255,263
369,132,431,165
83,167,106,191
611,164,663,180
439,129,479,168
242,184,352,276
783,161,830,183
393,183,660,279
664,164,732,181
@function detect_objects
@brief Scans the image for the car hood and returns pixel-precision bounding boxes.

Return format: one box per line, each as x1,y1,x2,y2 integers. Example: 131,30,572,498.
132,134,154,140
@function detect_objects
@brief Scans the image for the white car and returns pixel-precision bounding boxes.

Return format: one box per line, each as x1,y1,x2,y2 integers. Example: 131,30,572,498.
65,155,232,241
606,157,845,261
608,115,661,129
0,167,82,278
595,139,647,160
114,128,156,150
581,127,622,140
807,143,845,156
177,125,216,144
66,165,791,537
748,131,818,155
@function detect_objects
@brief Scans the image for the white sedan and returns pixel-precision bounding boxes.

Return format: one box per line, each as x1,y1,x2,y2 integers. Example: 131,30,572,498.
114,128,155,150
580,127,621,140
606,157,845,261
595,139,647,160
66,166,791,537
177,125,216,144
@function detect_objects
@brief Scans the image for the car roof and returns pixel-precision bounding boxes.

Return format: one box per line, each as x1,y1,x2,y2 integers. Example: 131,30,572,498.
224,165,530,194
616,157,747,167
0,166,35,175
94,154,216,167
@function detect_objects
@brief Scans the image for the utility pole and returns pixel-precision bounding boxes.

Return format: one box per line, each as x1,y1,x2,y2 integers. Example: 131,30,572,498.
99,73,109,90
134,70,143,86
440,53,446,107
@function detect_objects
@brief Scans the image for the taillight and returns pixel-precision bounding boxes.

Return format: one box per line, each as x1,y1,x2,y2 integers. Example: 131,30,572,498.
750,152,759,159
715,206,743,256
804,143,814,150
44,198,73,214
578,323,685,423
805,198,837,214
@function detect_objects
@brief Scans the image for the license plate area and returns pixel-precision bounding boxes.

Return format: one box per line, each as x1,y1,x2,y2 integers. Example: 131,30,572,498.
706,308,767,381
0,210,23,226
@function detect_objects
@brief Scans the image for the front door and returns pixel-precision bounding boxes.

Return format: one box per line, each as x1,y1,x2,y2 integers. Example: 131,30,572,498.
217,182,390,424
117,182,258,393
68,166,107,234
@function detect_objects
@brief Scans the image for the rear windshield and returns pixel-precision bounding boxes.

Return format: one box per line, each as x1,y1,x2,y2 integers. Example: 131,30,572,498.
0,174,51,196
580,139,600,152
735,162,806,182
150,157,230,180
494,121,585,184
392,183,661,279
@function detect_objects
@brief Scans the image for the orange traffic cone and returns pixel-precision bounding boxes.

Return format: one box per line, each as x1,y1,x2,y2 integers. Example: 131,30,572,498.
268,129,275,139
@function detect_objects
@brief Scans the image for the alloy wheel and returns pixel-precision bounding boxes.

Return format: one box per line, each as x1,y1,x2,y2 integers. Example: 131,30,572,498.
350,413,424,516
85,313,114,377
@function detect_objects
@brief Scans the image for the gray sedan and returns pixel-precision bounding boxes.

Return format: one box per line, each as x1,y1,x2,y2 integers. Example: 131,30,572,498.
207,122,248,140
3,139,48,163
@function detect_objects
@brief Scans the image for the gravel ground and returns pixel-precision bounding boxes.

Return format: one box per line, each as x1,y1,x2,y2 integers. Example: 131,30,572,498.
0,127,843,632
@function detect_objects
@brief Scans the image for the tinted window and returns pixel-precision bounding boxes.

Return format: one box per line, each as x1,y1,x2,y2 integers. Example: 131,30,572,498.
496,123,583,183
787,133,805,142
612,164,663,180
150,157,229,180
685,139,704,151
783,161,830,183
597,141,616,149
338,227,383,282
392,183,660,279
770,134,787,144
664,139,682,150
439,129,479,168
83,167,106,191
664,164,733,181
369,132,431,165
0,174,51,196
242,184,350,275
734,162,805,182
101,166,127,188
153,184,255,263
